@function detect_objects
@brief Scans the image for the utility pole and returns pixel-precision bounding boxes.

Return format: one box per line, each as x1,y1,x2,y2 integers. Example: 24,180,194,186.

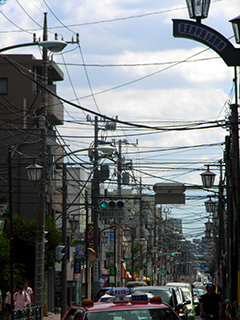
35,13,48,312
61,164,67,318
85,190,89,299
92,116,99,297
139,178,143,278
153,205,157,284
117,140,122,286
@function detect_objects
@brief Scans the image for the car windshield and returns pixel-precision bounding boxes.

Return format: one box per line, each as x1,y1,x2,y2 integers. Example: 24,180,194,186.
85,308,179,320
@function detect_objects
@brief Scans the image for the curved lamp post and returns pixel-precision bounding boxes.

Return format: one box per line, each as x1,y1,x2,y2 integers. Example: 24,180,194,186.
173,0,240,301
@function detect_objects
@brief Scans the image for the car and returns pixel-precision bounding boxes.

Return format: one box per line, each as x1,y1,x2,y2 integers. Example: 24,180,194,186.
98,294,116,302
126,281,147,288
166,282,195,320
62,289,183,320
133,286,189,320
95,287,114,301
193,292,200,315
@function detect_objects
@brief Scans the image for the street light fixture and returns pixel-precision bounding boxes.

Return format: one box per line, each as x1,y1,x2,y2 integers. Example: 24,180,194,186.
204,197,217,213
25,161,43,182
229,15,240,44
185,0,211,23
200,166,216,188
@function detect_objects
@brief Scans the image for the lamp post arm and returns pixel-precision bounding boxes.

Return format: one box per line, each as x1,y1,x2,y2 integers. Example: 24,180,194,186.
0,42,39,53
173,19,240,67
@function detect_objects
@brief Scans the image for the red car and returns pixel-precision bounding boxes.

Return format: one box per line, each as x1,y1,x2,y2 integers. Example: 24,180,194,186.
62,290,183,320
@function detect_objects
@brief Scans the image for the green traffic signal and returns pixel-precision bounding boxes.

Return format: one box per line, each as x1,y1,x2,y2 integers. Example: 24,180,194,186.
172,252,175,256
100,201,108,209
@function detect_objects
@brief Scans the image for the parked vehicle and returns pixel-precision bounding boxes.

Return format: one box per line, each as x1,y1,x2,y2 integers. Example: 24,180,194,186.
95,287,113,301
134,286,189,320
166,282,195,320
126,281,147,288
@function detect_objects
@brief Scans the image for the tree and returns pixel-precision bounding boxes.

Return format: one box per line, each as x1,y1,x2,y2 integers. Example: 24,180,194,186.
0,230,10,294
2,214,61,293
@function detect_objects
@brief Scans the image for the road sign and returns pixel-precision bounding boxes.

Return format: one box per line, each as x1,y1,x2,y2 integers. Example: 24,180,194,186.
101,211,124,219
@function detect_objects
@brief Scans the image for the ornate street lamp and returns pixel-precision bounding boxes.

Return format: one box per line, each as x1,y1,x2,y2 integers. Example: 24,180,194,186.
25,161,43,181
205,218,213,239
229,15,240,44
186,0,211,23
69,214,79,233
201,166,216,188
205,197,217,213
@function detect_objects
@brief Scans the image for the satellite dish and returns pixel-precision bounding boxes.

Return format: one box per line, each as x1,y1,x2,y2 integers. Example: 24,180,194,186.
87,248,96,262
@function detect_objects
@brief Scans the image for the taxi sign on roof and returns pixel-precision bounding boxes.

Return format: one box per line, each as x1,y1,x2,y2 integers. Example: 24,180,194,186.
106,287,133,297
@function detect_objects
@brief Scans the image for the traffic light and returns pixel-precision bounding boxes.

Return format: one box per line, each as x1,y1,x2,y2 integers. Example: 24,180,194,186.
99,200,125,210
55,245,65,262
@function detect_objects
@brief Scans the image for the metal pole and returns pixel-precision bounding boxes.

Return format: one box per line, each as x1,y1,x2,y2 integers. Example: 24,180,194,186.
61,164,67,318
114,227,117,286
230,101,240,303
131,229,134,280
8,149,14,311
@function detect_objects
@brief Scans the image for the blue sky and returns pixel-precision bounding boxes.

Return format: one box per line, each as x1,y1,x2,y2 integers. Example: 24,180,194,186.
0,0,239,239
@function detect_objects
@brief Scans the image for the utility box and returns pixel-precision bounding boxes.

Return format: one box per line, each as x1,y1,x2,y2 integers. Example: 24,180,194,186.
153,183,185,204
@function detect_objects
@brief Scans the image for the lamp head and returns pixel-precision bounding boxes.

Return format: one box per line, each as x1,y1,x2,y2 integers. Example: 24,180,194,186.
38,40,67,52
229,15,240,44
186,0,211,23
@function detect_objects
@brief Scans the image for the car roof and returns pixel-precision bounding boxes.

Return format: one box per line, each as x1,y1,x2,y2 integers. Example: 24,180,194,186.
166,282,192,288
134,286,172,291
85,300,173,312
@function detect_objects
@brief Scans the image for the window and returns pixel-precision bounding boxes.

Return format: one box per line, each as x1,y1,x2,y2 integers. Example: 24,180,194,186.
0,78,7,95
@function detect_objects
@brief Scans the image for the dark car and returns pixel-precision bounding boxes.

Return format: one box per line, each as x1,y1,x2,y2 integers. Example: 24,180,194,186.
134,286,189,320
95,287,113,301
126,281,147,288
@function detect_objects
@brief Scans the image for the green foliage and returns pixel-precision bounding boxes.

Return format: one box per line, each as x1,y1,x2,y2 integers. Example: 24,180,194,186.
0,230,10,292
45,216,61,269
0,215,61,295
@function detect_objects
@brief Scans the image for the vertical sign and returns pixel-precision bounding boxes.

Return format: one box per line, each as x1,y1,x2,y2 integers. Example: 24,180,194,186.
93,260,99,285
76,279,82,305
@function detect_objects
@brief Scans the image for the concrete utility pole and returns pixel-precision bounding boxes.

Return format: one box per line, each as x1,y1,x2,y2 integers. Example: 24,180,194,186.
92,116,99,297
61,164,67,318
117,140,122,286
35,13,48,312
139,178,143,276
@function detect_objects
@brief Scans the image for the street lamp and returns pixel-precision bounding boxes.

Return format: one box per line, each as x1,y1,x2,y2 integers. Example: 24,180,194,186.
186,0,211,23
200,166,216,188
173,0,240,301
230,15,240,44
25,162,43,182
204,197,217,213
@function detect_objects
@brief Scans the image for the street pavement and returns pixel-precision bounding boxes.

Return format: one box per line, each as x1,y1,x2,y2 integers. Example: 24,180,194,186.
44,312,61,320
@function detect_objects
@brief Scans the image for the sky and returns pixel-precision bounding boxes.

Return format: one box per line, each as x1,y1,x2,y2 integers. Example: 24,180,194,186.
0,0,239,240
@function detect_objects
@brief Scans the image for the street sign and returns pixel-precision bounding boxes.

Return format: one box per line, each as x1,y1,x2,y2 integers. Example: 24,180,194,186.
101,211,124,219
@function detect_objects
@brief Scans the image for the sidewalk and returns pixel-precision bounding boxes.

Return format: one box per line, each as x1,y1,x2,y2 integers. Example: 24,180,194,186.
43,312,61,320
